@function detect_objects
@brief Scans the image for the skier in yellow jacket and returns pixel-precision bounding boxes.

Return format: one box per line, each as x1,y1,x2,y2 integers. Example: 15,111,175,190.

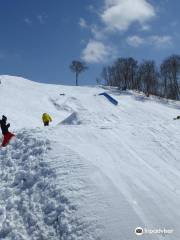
42,113,52,126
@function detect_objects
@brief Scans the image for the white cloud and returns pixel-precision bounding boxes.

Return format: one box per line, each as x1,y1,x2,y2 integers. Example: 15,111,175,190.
37,14,47,24
127,35,144,47
24,18,32,25
88,5,94,11
90,25,106,40
149,35,173,48
80,39,86,45
81,40,115,63
24,15,47,25
79,18,88,28
141,24,151,31
87,5,96,13
127,35,173,48
101,0,155,31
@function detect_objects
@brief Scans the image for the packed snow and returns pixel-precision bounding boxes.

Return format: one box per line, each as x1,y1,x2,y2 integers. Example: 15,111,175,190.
0,75,180,240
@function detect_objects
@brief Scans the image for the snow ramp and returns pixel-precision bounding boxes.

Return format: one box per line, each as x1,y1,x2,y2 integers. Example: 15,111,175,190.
59,112,81,125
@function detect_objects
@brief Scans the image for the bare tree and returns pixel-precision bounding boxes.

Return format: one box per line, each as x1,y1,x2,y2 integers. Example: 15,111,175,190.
128,58,139,89
101,66,110,85
70,60,88,86
160,62,169,98
101,66,115,86
96,77,101,85
138,60,159,97
100,54,180,101
160,55,180,100
101,57,138,89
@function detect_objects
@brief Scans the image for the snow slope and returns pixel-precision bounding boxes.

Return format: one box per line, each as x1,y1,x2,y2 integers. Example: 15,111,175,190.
0,75,180,240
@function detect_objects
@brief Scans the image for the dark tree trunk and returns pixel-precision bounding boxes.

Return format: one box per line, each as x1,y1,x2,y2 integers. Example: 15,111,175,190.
76,73,78,86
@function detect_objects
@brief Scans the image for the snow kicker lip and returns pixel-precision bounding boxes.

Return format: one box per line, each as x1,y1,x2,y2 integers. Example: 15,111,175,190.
59,112,82,125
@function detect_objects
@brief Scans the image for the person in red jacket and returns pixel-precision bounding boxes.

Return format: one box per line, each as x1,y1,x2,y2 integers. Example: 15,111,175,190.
0,115,15,147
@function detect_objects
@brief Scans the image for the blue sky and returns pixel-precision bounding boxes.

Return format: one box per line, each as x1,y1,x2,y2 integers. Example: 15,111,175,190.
0,0,179,85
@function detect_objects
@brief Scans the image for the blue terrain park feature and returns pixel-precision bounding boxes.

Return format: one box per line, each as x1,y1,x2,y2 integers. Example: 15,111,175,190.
99,92,118,105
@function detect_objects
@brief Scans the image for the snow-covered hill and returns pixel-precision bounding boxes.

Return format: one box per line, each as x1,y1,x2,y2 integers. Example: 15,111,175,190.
0,75,180,240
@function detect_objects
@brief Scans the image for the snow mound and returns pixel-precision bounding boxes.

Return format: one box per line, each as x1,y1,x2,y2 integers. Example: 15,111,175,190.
1,75,180,239
59,112,81,125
